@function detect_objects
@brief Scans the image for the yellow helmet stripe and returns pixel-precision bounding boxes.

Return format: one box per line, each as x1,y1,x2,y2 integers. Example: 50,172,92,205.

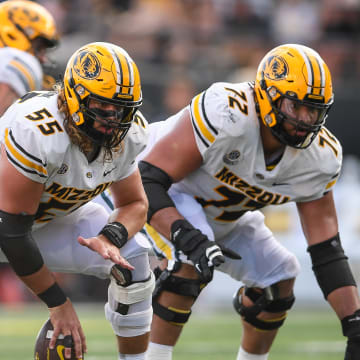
122,54,133,95
191,92,216,146
307,51,323,96
112,47,132,95
144,223,175,260
313,55,326,96
293,45,314,94
102,44,124,95
293,45,325,96
9,59,36,91
132,62,141,100
4,128,47,176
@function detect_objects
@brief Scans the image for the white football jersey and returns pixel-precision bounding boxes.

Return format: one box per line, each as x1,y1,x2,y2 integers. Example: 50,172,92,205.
142,82,342,238
0,47,43,96
0,91,148,230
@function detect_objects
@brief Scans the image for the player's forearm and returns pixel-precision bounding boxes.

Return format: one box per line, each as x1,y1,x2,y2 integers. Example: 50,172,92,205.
150,206,185,239
110,199,148,238
21,264,57,294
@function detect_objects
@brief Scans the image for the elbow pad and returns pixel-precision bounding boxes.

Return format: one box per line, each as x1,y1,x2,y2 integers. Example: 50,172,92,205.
307,233,356,299
0,210,44,276
139,160,175,222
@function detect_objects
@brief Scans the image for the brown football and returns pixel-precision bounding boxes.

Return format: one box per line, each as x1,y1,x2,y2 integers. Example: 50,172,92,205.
34,319,83,360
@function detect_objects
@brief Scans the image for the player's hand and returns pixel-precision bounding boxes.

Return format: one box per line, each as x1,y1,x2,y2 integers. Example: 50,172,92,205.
48,298,86,359
345,337,360,359
189,239,225,282
171,219,225,282
78,235,134,270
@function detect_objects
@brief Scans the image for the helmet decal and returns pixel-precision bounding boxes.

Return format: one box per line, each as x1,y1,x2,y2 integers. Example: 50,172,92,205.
9,5,40,26
73,51,101,80
264,55,289,81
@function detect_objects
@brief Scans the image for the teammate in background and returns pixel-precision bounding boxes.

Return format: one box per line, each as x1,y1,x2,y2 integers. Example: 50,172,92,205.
0,42,154,360
139,44,360,360
0,0,59,116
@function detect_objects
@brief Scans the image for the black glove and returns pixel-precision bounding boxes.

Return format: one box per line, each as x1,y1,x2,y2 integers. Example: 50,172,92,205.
342,309,360,360
171,219,225,282
219,244,242,260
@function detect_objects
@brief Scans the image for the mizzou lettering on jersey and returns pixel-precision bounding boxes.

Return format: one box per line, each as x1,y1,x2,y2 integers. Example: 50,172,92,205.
46,182,111,201
215,166,290,205
35,182,112,223
195,166,290,222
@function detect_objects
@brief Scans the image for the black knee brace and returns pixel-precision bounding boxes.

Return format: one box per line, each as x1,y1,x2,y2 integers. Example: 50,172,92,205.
233,285,295,331
152,265,206,326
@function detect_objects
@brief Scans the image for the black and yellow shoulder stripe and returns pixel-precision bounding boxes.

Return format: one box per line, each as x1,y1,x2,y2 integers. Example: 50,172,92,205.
190,91,218,148
4,128,47,178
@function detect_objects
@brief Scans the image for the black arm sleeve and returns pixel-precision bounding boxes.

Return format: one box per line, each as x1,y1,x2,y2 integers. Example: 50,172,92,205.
138,160,175,222
0,210,44,276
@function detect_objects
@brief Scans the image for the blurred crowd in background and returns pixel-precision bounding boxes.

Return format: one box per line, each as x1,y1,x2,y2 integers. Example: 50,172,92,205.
1,0,360,307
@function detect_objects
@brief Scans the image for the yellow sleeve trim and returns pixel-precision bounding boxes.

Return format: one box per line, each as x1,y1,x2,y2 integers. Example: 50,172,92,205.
325,178,337,190
5,128,47,176
193,93,215,144
9,59,36,91
144,223,173,260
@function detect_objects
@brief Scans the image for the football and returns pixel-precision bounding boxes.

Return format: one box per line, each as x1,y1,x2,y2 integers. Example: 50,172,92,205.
34,319,82,360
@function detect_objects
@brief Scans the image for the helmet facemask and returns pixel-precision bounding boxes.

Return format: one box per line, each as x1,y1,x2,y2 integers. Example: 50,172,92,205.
78,95,139,150
31,36,58,69
70,82,141,151
264,85,333,149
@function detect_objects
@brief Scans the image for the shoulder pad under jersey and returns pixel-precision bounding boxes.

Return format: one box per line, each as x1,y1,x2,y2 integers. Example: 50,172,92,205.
189,81,256,154
0,48,43,96
1,92,65,183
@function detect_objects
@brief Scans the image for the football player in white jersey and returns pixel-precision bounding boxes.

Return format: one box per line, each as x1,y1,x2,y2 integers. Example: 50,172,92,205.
139,44,360,360
0,0,59,116
0,42,154,360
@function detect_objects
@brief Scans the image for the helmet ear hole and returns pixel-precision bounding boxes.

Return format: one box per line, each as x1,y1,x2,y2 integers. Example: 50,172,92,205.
68,69,75,88
260,79,266,90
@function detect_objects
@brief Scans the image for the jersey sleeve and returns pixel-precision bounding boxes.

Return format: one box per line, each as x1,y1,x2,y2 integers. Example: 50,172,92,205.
114,111,149,180
189,82,251,160
189,83,228,158
2,116,49,183
297,128,343,202
0,49,43,96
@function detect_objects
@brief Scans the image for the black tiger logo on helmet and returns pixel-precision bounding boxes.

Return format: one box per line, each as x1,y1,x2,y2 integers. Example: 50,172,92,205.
73,51,101,80
264,55,288,81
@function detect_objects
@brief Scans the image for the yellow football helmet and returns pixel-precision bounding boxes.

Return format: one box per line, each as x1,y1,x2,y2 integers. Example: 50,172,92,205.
254,44,333,148
63,42,142,149
0,0,58,54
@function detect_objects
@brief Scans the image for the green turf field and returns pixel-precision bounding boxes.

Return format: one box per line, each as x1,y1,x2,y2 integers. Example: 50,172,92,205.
0,304,344,359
